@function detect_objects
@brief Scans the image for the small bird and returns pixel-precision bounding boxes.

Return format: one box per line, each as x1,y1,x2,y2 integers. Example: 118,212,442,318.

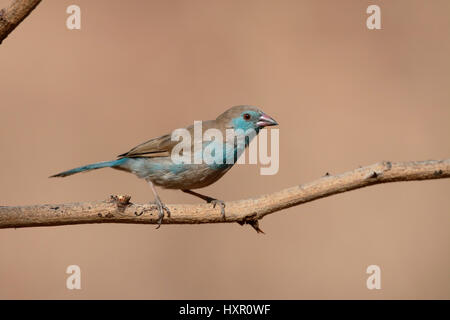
51,105,278,227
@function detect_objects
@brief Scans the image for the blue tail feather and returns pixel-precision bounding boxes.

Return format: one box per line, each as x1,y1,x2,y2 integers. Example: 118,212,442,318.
50,158,128,178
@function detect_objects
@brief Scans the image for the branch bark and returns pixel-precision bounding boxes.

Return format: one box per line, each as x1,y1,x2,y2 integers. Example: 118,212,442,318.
1,159,449,231
0,0,41,44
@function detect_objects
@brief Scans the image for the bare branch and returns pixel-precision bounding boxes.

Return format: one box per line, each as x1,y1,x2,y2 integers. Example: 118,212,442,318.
1,159,449,231
0,0,41,44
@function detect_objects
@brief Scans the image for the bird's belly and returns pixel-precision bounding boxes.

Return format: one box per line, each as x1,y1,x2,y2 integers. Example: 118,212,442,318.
118,157,233,189
151,164,231,189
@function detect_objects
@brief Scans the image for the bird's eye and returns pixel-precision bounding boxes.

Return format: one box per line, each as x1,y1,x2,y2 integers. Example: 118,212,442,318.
243,113,251,121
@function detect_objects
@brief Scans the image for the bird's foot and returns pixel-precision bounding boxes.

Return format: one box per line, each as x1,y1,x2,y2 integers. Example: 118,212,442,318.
154,198,171,229
207,198,226,219
181,189,226,219
136,198,171,228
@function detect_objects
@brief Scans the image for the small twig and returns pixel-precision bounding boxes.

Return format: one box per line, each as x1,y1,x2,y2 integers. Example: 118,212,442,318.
0,159,449,232
0,0,41,44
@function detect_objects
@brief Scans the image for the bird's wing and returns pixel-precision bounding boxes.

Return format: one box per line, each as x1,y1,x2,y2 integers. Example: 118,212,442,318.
117,120,221,158
118,134,176,158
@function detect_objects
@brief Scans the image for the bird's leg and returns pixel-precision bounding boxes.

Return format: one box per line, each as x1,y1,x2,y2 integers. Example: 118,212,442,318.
182,189,226,218
145,178,170,228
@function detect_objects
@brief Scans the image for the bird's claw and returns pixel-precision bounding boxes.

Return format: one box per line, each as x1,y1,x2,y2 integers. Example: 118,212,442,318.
153,199,170,229
208,199,226,219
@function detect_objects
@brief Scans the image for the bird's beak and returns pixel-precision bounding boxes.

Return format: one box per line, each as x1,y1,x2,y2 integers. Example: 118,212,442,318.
257,113,278,127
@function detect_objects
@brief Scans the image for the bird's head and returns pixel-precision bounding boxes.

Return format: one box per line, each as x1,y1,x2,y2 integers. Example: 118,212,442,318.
217,105,278,133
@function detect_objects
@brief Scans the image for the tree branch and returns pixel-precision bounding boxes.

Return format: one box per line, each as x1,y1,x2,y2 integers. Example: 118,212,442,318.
0,0,41,44
1,159,449,231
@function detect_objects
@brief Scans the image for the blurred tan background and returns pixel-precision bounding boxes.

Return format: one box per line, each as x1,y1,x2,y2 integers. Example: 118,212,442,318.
0,0,449,299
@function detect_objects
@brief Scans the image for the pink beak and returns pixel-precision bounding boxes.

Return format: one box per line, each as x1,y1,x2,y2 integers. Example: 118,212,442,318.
257,113,278,128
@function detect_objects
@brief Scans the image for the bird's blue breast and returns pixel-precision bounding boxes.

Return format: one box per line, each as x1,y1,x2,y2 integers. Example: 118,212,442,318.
202,134,256,170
